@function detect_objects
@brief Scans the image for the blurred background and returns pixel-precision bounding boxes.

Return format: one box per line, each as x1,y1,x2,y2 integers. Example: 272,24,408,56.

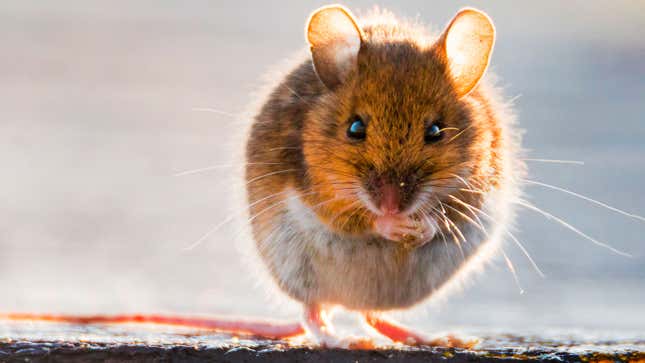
1,1,643,337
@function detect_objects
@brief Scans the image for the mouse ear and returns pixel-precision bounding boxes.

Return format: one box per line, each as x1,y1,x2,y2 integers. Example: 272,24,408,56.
306,5,363,90
437,8,495,97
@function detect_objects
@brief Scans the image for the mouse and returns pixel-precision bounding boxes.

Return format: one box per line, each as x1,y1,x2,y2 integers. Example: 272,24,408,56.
2,4,521,349
244,4,520,348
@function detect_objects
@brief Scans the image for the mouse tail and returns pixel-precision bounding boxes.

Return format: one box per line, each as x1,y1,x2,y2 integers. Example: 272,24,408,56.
0,312,305,340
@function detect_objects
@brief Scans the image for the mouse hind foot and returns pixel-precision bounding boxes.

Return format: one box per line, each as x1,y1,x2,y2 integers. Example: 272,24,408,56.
303,304,375,349
364,312,478,349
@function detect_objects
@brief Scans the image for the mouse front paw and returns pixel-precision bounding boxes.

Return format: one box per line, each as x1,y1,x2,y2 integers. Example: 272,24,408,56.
373,214,436,247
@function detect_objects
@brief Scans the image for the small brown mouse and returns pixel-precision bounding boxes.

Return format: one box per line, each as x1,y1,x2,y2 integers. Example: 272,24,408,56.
244,4,521,347
2,4,522,349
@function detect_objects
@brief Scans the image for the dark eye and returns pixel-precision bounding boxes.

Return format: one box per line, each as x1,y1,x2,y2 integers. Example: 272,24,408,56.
424,123,443,143
347,115,366,140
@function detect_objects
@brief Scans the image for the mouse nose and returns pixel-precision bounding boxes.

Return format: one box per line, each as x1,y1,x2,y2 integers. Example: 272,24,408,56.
365,171,419,215
379,183,400,215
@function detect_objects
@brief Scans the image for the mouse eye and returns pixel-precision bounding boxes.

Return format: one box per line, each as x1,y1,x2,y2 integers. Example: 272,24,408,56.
424,123,443,144
347,115,366,140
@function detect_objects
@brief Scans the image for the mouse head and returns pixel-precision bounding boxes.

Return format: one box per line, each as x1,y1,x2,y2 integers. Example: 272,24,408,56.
300,5,498,237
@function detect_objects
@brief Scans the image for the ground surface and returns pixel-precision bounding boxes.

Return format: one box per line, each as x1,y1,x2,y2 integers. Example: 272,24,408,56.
1,1,645,333
1,321,644,362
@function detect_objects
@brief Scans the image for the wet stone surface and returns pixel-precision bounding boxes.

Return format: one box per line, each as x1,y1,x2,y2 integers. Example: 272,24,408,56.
0,321,644,362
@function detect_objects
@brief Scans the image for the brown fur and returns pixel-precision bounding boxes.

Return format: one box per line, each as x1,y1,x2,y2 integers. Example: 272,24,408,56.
245,9,521,310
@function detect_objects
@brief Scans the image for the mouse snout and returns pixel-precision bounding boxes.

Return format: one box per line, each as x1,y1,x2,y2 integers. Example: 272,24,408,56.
365,171,419,215
379,183,400,215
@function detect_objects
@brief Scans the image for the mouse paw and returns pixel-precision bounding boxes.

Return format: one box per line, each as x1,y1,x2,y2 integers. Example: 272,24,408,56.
374,214,436,246
364,313,477,349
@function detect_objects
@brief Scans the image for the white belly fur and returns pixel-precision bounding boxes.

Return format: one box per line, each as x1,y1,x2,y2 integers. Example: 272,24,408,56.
256,188,510,311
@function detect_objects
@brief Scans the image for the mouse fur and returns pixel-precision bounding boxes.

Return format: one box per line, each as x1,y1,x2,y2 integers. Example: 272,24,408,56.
244,6,523,311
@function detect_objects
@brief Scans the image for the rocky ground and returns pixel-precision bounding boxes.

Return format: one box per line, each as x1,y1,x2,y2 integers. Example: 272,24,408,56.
1,321,644,362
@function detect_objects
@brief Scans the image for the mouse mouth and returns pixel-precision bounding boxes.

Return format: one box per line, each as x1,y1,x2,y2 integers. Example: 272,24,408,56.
357,185,440,245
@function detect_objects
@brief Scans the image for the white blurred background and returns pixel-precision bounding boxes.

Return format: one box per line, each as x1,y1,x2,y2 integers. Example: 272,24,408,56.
1,1,644,336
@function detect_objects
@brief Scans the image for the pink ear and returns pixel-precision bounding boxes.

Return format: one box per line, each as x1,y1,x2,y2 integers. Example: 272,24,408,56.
438,8,495,97
306,5,363,89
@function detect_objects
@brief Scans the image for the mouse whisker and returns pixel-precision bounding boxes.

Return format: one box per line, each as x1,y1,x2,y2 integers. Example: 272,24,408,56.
443,203,486,234
442,201,528,290
338,201,368,233
174,164,236,176
500,248,525,294
174,162,285,177
266,146,301,152
450,175,489,195
426,202,452,250
306,181,362,197
327,199,363,226
457,188,486,194
242,193,328,244
522,178,645,223
191,107,240,118
450,181,485,231
308,195,345,212
447,210,468,244
449,173,486,193
308,179,358,188
446,125,474,144
306,166,361,179
248,191,321,223
251,195,345,238
421,205,448,247
246,169,299,185
442,216,461,253
183,189,315,250
515,199,632,258
448,195,545,278
441,211,466,260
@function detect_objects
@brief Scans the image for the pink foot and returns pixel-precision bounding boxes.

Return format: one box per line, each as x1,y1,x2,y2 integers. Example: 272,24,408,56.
303,305,374,349
364,313,477,348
